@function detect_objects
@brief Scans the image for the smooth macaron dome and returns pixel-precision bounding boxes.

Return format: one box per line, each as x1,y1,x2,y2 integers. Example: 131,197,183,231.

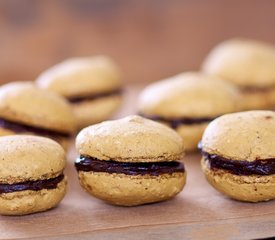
200,110,275,202
75,115,186,206
36,56,123,129
0,135,67,215
138,72,239,151
202,38,275,110
0,82,76,149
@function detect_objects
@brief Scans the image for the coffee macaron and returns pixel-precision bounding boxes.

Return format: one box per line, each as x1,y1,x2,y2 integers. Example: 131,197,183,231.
138,72,239,151
200,110,275,202
75,115,186,206
0,135,67,215
0,82,76,150
202,38,275,110
36,56,123,129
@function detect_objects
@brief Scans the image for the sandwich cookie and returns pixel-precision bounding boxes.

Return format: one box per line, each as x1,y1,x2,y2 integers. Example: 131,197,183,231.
200,110,275,202
0,82,76,150
36,56,123,129
0,135,67,215
75,115,186,206
202,38,275,110
138,72,239,151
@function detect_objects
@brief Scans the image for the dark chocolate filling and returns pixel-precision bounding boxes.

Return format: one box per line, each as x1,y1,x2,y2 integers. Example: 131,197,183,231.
68,88,122,103
240,85,273,93
75,156,185,176
202,151,275,176
139,113,215,128
0,118,70,138
0,174,64,194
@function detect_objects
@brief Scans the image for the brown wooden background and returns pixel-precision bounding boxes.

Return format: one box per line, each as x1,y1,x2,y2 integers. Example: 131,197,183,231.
0,0,275,84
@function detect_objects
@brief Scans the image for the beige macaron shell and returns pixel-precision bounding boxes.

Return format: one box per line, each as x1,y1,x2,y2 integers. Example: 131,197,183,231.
239,88,275,110
72,95,122,129
0,178,67,215
0,127,71,151
36,56,122,97
76,115,184,162
138,72,239,118
151,120,208,152
201,158,275,202
0,135,66,183
202,38,275,87
78,171,186,206
269,87,275,107
0,127,15,136
0,82,76,134
177,123,209,152
201,111,275,161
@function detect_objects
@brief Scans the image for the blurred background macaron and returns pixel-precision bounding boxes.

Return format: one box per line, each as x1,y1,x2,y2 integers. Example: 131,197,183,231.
138,72,239,152
0,82,76,150
36,56,123,129
0,135,67,215
200,110,275,202
75,115,186,206
202,38,275,110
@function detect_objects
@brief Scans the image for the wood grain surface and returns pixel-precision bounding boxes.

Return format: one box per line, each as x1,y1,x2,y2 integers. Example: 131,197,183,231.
0,86,274,240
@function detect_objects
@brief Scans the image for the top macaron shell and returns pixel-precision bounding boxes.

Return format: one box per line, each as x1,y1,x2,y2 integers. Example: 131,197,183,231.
202,38,275,88
36,56,122,97
0,135,66,183
138,72,239,118
76,115,184,162
201,111,275,161
0,82,76,134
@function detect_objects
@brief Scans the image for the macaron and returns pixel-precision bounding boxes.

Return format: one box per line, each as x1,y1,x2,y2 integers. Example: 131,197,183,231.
36,56,123,129
0,135,67,215
0,82,76,150
200,110,275,202
138,72,239,152
202,38,275,110
75,115,186,206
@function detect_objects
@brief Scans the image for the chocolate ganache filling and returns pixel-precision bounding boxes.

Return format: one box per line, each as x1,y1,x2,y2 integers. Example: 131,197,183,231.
68,88,122,103
240,85,274,93
0,174,64,194
75,156,185,176
139,113,215,129
0,118,70,138
202,151,275,176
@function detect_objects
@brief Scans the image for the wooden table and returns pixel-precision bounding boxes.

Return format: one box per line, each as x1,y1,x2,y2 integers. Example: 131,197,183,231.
0,86,274,240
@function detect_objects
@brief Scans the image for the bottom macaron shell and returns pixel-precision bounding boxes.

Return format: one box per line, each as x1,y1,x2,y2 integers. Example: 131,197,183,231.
0,127,70,151
0,178,67,215
55,137,71,151
268,87,275,107
0,127,15,137
78,171,186,206
177,122,209,152
72,95,122,129
201,158,275,202
239,88,275,110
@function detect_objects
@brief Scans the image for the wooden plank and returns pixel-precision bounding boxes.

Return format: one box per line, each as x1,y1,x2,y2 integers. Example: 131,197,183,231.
0,86,274,239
